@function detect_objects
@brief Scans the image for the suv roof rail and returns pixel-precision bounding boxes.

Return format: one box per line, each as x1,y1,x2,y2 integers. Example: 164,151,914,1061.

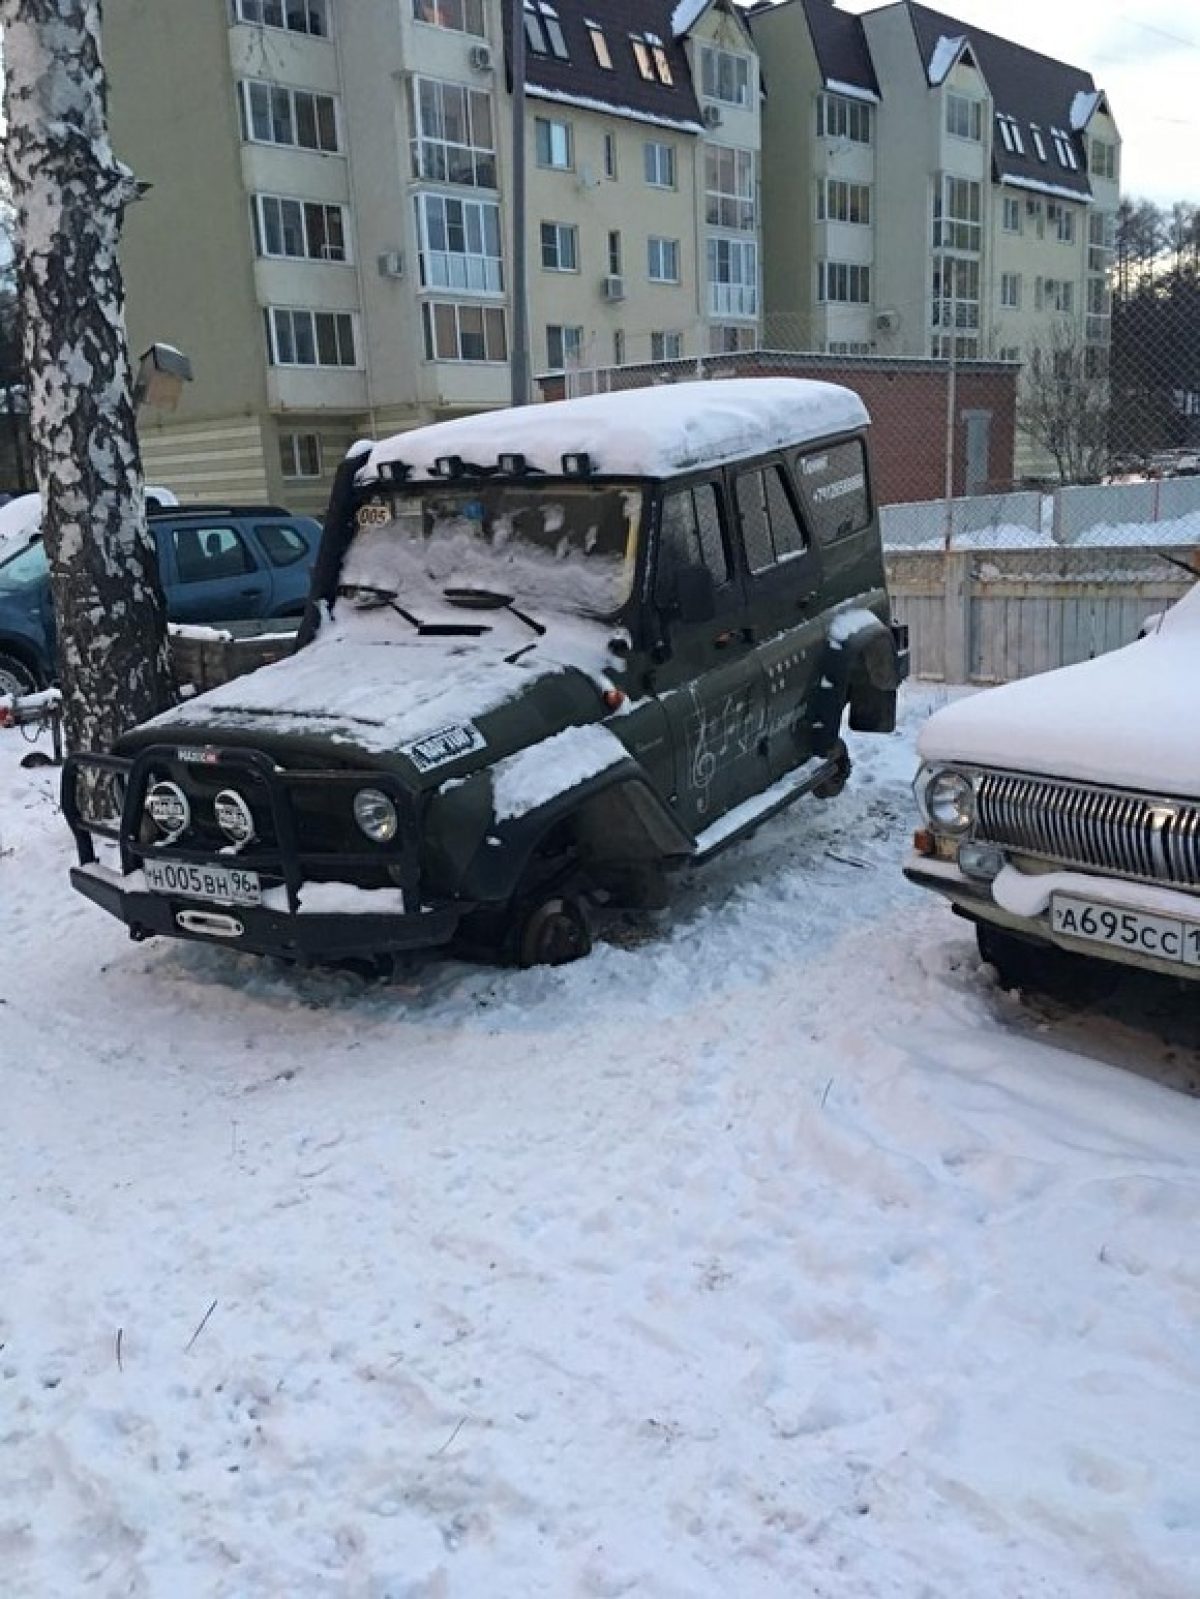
148,502,295,518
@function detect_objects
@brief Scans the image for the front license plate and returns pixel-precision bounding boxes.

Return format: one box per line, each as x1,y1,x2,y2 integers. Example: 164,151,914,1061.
144,858,261,907
1050,894,1200,970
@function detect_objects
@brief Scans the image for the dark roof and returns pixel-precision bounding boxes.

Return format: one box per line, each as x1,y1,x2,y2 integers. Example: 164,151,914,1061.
796,0,879,98
903,2,1096,198
503,0,702,132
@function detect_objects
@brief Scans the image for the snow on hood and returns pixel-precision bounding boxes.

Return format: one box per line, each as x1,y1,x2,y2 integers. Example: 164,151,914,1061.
919,584,1200,794
0,493,41,555
147,605,622,767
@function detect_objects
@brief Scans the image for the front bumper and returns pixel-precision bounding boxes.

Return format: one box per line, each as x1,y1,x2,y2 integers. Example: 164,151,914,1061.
71,862,462,960
905,854,1200,984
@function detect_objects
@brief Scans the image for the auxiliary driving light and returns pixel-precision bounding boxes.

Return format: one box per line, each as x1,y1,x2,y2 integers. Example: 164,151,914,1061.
146,780,190,840
353,788,399,844
214,788,256,846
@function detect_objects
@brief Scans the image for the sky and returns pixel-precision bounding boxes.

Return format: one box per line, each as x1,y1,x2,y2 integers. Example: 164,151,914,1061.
745,0,1198,207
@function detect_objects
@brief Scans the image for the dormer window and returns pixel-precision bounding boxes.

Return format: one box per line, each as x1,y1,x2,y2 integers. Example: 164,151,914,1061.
525,1,568,61
586,20,612,69
996,113,1024,155
1051,128,1079,170
631,37,654,81
629,35,672,85
1030,124,1048,162
651,39,673,85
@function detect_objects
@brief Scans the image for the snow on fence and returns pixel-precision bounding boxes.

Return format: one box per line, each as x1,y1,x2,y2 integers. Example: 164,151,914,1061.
880,491,1044,551
887,547,1191,684
1053,476,1200,544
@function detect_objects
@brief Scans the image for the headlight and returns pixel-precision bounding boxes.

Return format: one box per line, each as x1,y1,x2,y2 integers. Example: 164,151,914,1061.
925,768,976,833
146,779,190,840
353,787,398,843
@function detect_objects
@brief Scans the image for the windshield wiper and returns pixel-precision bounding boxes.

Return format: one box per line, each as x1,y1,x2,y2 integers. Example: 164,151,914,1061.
442,586,546,637
337,584,491,637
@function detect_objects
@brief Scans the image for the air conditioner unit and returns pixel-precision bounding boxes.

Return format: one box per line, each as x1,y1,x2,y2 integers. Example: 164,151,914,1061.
875,309,900,334
377,251,405,279
602,274,626,302
702,105,722,128
469,43,492,71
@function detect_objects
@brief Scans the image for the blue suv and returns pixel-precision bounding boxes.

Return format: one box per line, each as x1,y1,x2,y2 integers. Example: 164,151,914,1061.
0,504,321,696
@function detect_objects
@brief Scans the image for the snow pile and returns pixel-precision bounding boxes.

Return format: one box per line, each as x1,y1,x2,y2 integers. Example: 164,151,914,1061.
364,380,870,485
1070,89,1102,131
0,491,41,557
670,0,710,37
2,693,1199,1597
927,34,966,85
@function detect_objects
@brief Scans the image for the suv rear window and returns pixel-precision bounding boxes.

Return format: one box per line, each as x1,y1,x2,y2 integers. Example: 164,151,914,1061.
256,522,309,567
794,439,870,544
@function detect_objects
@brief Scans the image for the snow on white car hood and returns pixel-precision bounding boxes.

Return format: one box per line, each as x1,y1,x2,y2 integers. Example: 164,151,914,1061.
148,606,620,760
919,583,1200,795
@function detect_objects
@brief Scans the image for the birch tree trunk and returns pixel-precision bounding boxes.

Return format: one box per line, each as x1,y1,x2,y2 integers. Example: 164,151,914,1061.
0,1,174,752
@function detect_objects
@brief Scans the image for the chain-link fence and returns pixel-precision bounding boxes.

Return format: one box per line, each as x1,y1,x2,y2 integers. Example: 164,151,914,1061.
546,265,1198,683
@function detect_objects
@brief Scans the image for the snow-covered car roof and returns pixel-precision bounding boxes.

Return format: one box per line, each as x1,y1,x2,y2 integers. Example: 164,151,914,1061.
0,484,179,562
361,379,870,485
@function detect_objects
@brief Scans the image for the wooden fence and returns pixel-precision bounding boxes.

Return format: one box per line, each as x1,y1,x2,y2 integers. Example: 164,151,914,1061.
886,548,1192,684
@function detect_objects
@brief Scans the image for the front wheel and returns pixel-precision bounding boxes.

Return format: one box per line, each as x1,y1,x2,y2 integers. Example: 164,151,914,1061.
0,653,38,700
976,920,1104,999
513,892,594,968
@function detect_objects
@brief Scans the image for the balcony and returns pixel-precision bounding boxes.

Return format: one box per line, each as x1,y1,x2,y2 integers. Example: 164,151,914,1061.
708,282,759,320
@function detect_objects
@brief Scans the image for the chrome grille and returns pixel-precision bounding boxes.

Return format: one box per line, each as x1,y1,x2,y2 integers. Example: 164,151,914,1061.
975,772,1200,891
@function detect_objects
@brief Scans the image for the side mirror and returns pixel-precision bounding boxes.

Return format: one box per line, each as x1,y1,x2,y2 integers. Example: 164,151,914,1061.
674,564,716,625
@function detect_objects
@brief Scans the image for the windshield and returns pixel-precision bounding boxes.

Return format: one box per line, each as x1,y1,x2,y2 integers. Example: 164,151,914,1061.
342,483,644,619
0,537,49,592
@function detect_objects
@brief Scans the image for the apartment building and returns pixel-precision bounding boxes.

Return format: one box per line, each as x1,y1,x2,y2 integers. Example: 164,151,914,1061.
103,0,763,511
753,0,1120,472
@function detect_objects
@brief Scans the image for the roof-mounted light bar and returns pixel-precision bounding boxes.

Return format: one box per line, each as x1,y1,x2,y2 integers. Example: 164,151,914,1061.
377,460,411,484
433,454,466,479
498,451,528,475
561,451,594,477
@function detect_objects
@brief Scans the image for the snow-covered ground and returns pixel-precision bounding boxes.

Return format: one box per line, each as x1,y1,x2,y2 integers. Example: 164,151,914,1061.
2,688,1198,1598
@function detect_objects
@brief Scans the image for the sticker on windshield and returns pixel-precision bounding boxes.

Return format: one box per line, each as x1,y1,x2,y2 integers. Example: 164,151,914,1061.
401,723,486,772
356,501,392,529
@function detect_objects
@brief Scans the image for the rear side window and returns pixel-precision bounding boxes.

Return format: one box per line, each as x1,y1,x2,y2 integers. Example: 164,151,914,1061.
256,522,309,567
0,539,49,589
735,464,809,574
171,525,255,584
655,481,730,600
794,439,871,544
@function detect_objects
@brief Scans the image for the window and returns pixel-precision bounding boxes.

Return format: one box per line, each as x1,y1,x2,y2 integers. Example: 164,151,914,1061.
644,141,675,188
613,329,625,365
996,114,1025,155
423,301,508,362
630,35,673,85
265,307,357,366
999,345,1021,363
652,45,673,85
546,324,584,369
647,237,680,284
234,0,330,37
412,0,484,33
706,146,756,231
607,230,622,276
239,80,339,152
416,193,502,292
1000,271,1021,309
172,526,254,585
736,464,807,573
816,93,871,144
656,483,729,598
825,340,872,355
254,196,348,262
1037,278,1074,314
710,324,756,355
651,331,683,360
603,132,617,179
279,433,322,479
931,257,980,334
933,176,981,253
1051,128,1078,170
410,78,496,188
256,522,311,565
1030,125,1047,162
816,178,871,226
794,440,869,545
945,92,982,141
707,237,758,318
540,222,578,272
631,38,654,81
1090,139,1117,181
535,116,573,169
1048,202,1075,244
588,23,613,69
1002,195,1021,234
525,1,569,60
700,46,751,108
817,261,870,304
1089,208,1116,271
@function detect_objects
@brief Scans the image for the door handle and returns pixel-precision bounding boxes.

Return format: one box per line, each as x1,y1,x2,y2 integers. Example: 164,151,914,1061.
713,629,737,648
239,586,263,596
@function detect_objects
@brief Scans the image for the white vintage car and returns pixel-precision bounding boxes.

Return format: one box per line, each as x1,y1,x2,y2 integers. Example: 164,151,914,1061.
906,577,1199,989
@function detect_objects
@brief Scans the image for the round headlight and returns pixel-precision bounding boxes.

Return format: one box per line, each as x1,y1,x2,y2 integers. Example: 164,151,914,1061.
214,788,256,846
926,769,975,833
146,779,190,840
353,787,398,844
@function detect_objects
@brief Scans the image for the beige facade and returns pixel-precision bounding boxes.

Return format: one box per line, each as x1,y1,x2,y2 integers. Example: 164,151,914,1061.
104,0,762,509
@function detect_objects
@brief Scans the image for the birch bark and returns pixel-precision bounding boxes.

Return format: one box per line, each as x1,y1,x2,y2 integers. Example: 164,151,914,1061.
1,1,174,751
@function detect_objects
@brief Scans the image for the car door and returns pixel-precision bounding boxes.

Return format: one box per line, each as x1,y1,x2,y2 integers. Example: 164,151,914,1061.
651,479,769,836
162,521,273,624
248,519,320,615
732,458,828,780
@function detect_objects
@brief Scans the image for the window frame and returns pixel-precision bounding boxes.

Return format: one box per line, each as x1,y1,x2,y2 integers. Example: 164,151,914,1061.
540,220,579,273
409,76,497,189
415,191,504,294
816,92,872,145
700,44,752,108
422,300,509,363
792,438,871,547
232,0,331,39
410,0,484,34
239,79,341,153
816,260,871,305
546,323,585,371
706,145,757,231
264,306,360,368
734,459,811,576
647,236,681,285
643,141,676,189
535,116,574,170
653,478,733,607
253,193,351,264
945,92,983,142
170,524,256,586
278,432,323,480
